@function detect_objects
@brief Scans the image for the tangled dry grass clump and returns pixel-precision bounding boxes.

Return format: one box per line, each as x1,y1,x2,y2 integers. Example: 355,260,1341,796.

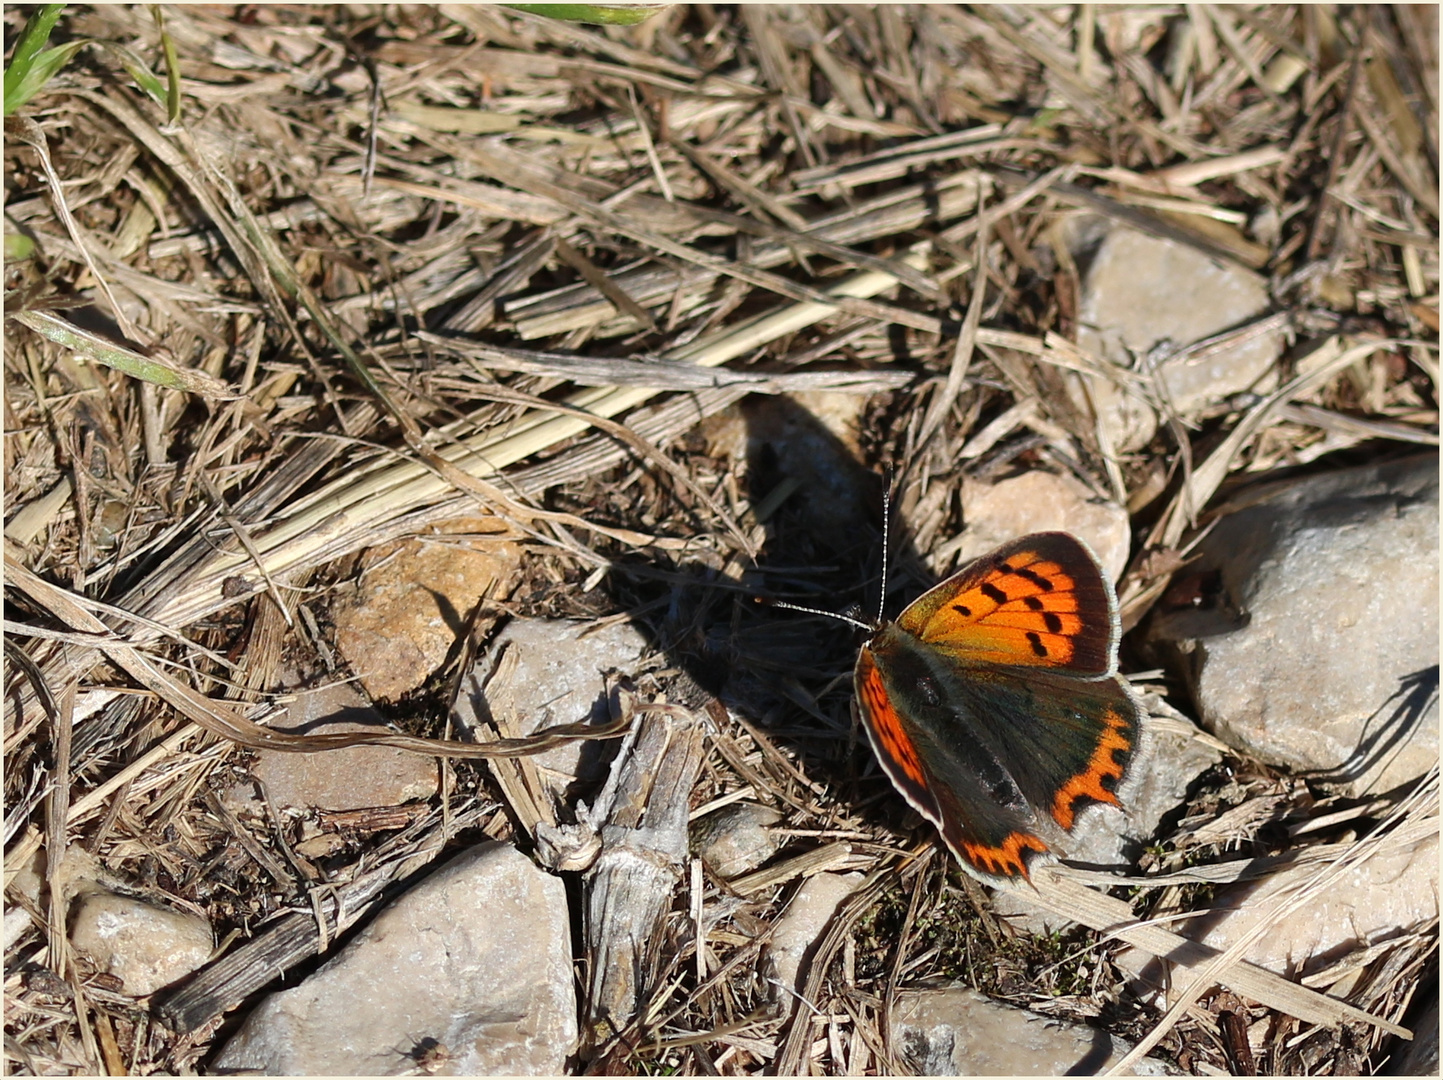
3,4,1437,1075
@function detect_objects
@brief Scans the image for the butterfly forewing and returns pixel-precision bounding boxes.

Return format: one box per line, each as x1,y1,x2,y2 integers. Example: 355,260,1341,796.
895,533,1118,675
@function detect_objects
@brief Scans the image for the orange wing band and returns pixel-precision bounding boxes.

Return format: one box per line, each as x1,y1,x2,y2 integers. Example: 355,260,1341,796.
1051,706,1133,829
959,831,1049,879
856,651,928,790
908,550,1105,669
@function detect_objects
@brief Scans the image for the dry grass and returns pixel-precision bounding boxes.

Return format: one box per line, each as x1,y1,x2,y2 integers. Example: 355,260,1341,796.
4,4,1437,1075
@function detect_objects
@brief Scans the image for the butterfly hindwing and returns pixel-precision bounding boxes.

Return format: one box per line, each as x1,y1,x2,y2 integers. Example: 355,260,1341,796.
949,662,1140,832
855,642,1049,879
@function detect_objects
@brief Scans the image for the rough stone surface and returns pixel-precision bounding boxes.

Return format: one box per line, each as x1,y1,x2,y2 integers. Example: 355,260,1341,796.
1066,223,1282,452
891,986,1175,1075
1149,453,1438,795
955,469,1131,581
763,872,864,1008
229,680,438,812
690,802,785,879
1118,831,1437,1006
212,841,576,1076
69,891,213,997
333,518,522,701
453,617,653,804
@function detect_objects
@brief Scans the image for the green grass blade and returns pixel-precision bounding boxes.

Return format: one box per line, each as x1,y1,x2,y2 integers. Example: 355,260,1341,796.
5,233,36,260
90,41,168,107
3,3,67,112
150,5,182,122
4,38,87,114
10,308,234,397
503,4,669,26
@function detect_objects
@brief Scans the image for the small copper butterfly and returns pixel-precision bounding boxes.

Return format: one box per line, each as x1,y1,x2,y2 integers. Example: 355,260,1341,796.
771,531,1140,885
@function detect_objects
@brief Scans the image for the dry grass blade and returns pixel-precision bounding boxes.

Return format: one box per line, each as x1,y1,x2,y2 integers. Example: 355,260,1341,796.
917,221,988,447
1017,869,1410,1040
109,253,931,639
1103,773,1438,1072
1152,336,1398,551
5,114,139,344
457,141,945,333
5,548,630,761
417,337,913,394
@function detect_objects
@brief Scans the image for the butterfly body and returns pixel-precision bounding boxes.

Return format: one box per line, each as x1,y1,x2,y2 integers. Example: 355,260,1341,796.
853,532,1141,885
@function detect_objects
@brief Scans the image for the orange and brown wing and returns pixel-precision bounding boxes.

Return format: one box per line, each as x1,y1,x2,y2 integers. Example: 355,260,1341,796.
895,532,1118,675
855,643,1052,882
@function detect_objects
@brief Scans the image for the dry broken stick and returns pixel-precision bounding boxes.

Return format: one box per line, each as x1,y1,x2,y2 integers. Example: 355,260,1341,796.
544,684,709,1060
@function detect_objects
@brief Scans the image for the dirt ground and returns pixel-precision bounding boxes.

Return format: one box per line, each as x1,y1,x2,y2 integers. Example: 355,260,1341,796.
3,4,1437,1075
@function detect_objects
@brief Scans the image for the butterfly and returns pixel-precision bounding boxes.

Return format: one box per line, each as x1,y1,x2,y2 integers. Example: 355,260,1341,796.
851,532,1141,885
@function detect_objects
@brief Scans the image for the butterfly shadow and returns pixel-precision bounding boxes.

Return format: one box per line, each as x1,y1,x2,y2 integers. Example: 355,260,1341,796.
611,391,943,851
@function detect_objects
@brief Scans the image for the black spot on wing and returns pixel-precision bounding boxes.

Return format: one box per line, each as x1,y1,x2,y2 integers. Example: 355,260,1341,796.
1003,562,1054,591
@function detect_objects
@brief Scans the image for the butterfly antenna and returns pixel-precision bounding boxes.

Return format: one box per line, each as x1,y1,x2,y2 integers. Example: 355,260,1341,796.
877,469,893,624
755,596,873,632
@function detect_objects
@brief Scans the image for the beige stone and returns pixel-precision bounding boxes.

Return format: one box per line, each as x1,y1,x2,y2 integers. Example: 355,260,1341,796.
70,892,213,997
954,469,1131,581
763,872,864,1009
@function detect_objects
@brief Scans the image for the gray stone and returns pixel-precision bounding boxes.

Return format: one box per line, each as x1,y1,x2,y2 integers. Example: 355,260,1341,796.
1066,223,1283,452
891,985,1175,1075
212,842,576,1075
69,891,213,997
453,617,653,802
1149,453,1438,795
229,680,438,812
690,802,785,879
763,872,863,1011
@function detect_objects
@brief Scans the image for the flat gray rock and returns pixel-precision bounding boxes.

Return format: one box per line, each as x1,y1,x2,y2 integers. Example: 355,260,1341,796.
227,680,438,813
1150,453,1438,795
1064,222,1283,453
454,617,653,802
212,842,575,1075
1117,830,1437,1009
891,985,1176,1075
